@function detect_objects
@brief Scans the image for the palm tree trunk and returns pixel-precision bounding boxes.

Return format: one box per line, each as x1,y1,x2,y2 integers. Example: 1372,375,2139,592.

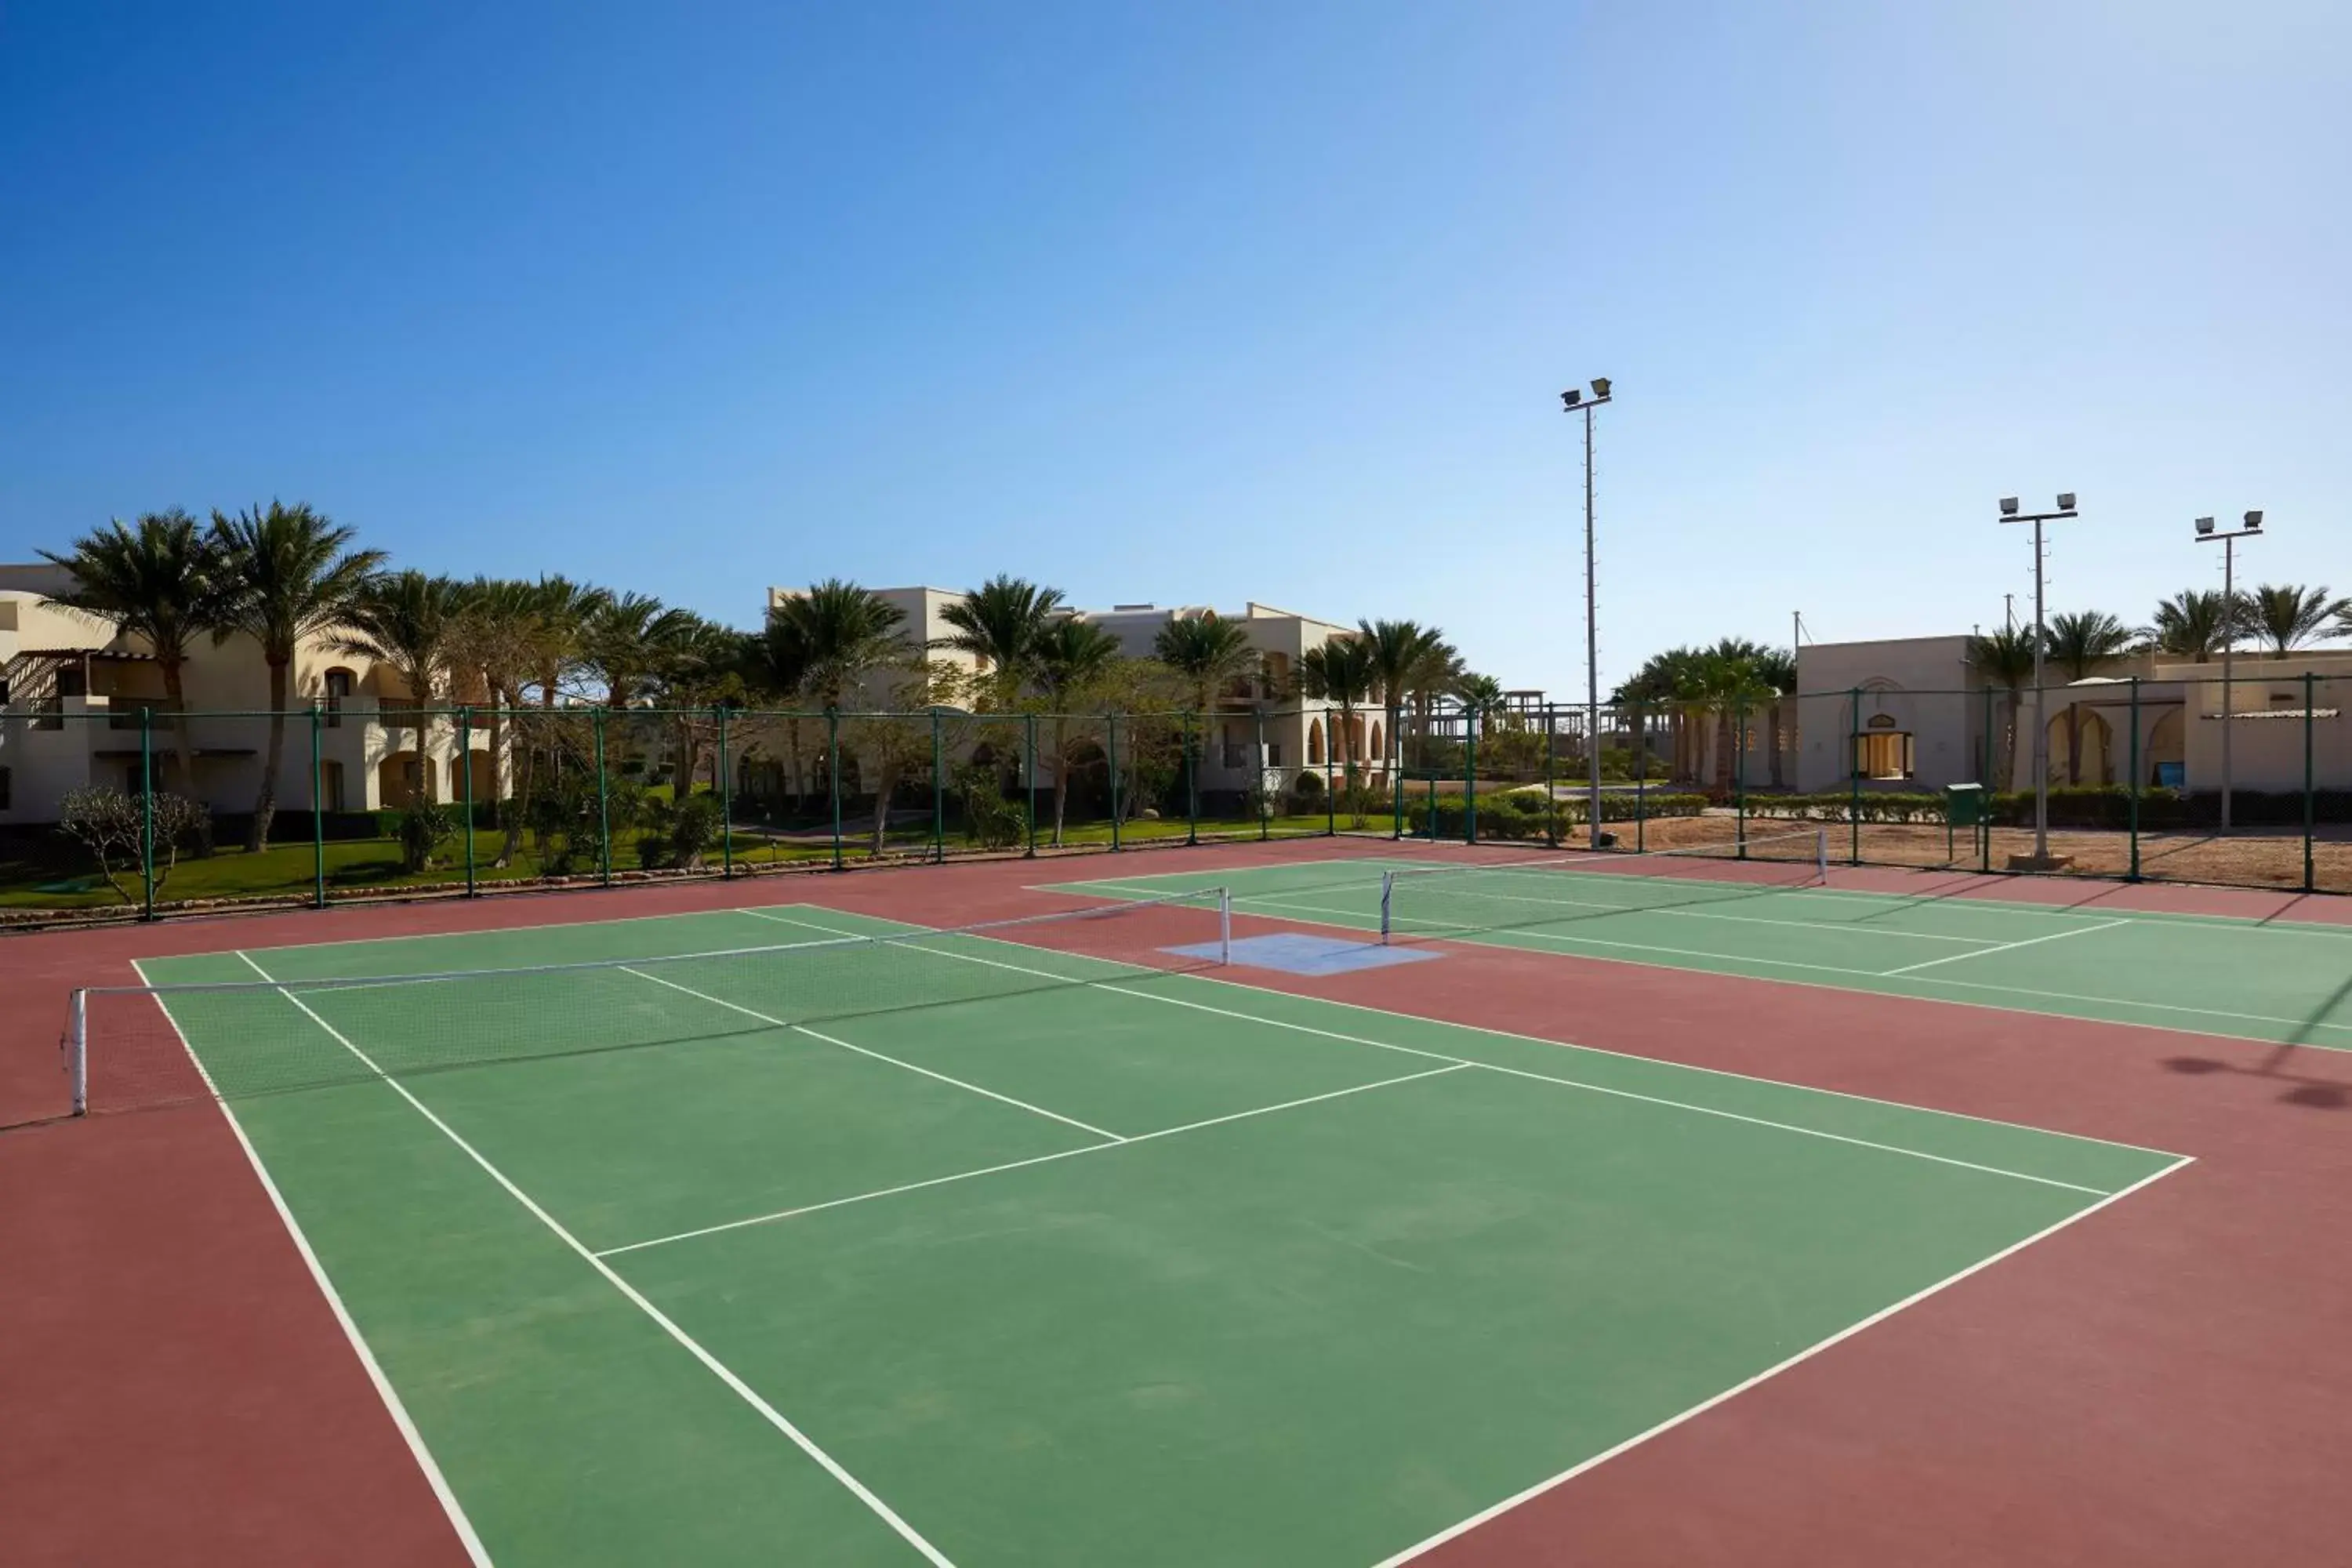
1713,707,1733,792
160,657,198,797
250,655,289,853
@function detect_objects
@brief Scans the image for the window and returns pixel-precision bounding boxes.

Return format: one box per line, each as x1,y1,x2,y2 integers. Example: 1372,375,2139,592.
323,667,354,728
1267,742,1283,768
1853,732,1915,780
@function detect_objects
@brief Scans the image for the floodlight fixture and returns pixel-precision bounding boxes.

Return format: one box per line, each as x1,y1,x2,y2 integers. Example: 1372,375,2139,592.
2056,492,2076,511
2244,510,2263,530
1561,389,1581,410
2196,516,2216,535
1999,496,2020,516
1590,377,1612,400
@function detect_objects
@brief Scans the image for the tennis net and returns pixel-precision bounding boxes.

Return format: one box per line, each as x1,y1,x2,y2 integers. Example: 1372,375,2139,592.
67,889,1231,1115
1378,827,1828,943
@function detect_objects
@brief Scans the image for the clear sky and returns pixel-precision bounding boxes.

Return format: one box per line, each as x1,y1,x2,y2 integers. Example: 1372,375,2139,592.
3,2,2344,695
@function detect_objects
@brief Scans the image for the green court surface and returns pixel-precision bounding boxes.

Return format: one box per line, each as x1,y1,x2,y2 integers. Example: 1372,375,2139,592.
129,899,2186,1567
1044,855,2352,1051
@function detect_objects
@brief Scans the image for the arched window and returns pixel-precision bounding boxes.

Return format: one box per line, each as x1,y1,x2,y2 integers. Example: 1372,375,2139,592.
1307,719,1325,765
323,666,355,729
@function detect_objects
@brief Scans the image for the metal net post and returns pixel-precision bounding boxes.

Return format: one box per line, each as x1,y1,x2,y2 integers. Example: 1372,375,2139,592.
460,706,477,897
593,707,612,887
1816,827,1829,884
1544,703,1558,849
1847,685,1861,867
1735,695,1748,858
67,989,88,1116
1379,869,1396,943
2127,677,2141,882
1465,722,1478,844
930,707,944,865
827,709,844,871
140,706,156,921
310,702,327,909
1219,887,1232,964
1024,712,1039,858
2306,672,2318,895
1109,711,1123,852
1185,711,1199,846
717,705,735,879
1256,710,1269,843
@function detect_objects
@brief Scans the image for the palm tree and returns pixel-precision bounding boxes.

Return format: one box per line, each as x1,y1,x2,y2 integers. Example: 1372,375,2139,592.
583,592,698,710
1752,647,1797,787
1300,636,1377,773
2044,610,2136,785
741,607,814,810
447,577,555,860
1152,611,1258,717
771,580,912,822
1967,624,2039,787
206,503,385,851
1617,647,1710,781
2145,589,2242,663
1031,617,1124,844
1356,619,1449,778
39,510,225,797
1453,672,1508,735
1696,639,1777,791
1400,636,1463,772
333,571,466,804
937,575,1065,710
522,576,608,707
2245,584,2350,658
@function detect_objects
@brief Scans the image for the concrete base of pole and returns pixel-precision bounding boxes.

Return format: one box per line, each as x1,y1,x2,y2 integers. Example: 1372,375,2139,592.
2006,851,2075,873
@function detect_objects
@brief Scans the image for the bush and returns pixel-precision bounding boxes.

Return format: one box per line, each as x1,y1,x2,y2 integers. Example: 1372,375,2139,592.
1401,789,1709,840
397,804,456,873
55,786,212,903
637,791,724,870
955,763,1027,850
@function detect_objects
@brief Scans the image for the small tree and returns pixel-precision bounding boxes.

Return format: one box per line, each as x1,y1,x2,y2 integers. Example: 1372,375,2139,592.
57,786,211,904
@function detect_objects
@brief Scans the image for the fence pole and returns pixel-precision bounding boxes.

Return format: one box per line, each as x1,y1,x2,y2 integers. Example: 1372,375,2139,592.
827,709,844,871
140,705,155,920
1024,713,1038,858
2127,677,2141,882
1184,712,1199,845
1735,695,1748,858
1109,712,1123,851
1847,685,1861,867
460,707,477,897
1981,685,1994,873
1544,703,1559,849
1392,712,1406,840
1635,705,1646,853
310,702,327,909
2305,671,2317,895
716,706,734,878
1463,720,1478,844
1257,710,1269,843
593,707,612,888
1327,717,1338,837
929,708,943,864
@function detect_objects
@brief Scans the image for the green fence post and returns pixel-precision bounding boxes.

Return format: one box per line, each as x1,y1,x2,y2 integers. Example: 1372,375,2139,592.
1108,711,1123,852
1465,723,1478,844
1257,711,1269,842
1635,706,1646,853
1734,695,1748,858
1847,685,1862,867
1392,714,1406,841
1024,712,1038,858
1184,712,1199,846
717,705,735,879
1425,774,1436,841
2305,672,2317,895
593,707,612,887
140,705,155,921
930,708,943,864
1544,703,1559,849
1981,684,1995,873
827,709,844,871
2127,677,2141,882
460,707,477,897
1327,718,1338,838
310,702,327,909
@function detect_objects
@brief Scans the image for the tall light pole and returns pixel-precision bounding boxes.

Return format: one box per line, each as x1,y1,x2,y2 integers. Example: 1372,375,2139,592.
2195,510,2263,831
1563,377,1613,849
1998,492,2078,864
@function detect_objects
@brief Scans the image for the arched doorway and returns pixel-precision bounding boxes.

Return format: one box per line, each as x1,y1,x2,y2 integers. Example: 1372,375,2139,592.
1307,719,1325,765
2047,707,2114,785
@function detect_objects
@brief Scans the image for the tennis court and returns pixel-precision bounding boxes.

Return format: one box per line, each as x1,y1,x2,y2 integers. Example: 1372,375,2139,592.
1044,833,2352,1051
95,889,2187,1568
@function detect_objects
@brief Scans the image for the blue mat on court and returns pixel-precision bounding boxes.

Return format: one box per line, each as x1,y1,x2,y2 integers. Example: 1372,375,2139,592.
1162,932,1442,978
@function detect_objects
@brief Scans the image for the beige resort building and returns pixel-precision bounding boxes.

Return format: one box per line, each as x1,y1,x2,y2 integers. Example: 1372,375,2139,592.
1,562,495,827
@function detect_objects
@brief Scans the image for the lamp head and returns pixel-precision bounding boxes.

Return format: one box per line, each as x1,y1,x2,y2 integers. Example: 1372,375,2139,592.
1999,497,2020,517
1590,376,1611,400
1560,389,1581,411
2195,516,2216,536
2056,492,2076,511
2244,510,2263,530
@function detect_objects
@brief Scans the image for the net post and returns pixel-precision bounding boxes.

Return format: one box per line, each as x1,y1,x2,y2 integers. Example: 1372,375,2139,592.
460,706,477,898
1464,721,1477,844
1544,702,1558,849
2127,677,2141,882
310,701,327,909
1635,706,1646,853
1256,710,1269,842
1327,710,1338,838
1184,710,1199,846
718,704,735,879
1379,869,1395,944
1109,711,1123,852
928,706,943,865
1218,887,1232,964
1024,712,1038,858
1846,685,1861,867
1816,826,1828,885
1980,684,1994,874
1735,695,1748,858
67,989,88,1116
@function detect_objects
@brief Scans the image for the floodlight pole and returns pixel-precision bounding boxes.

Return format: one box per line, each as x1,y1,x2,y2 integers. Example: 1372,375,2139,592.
1564,379,1613,849
1999,497,2078,862
2197,514,2262,832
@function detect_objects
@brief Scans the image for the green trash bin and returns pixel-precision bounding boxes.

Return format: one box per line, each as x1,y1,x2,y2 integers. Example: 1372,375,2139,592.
1944,782,1987,863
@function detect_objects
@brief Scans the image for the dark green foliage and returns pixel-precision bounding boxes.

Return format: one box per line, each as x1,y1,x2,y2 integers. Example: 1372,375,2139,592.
955,763,1027,849
397,804,455,873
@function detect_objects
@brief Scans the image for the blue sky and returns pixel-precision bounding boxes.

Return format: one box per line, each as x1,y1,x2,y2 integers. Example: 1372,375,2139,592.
3,2,2345,693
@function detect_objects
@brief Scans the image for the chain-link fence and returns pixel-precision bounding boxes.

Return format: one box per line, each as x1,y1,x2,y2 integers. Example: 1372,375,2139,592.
5,675,2350,924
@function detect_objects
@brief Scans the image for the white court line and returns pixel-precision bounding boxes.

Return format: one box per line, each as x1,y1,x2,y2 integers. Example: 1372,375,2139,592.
739,911,2119,1196
618,964,1125,1142
1225,895,2352,1040
136,961,495,1568
1367,1153,2197,1568
596,1063,1472,1258
229,951,959,1568
1879,918,2130,977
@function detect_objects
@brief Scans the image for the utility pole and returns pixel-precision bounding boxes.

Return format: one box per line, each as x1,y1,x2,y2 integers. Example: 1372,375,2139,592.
1563,377,1613,849
2196,511,2263,831
1998,493,2078,865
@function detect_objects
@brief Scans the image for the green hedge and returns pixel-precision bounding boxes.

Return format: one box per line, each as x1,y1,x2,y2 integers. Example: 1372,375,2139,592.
1405,790,1708,841
1740,786,2352,829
